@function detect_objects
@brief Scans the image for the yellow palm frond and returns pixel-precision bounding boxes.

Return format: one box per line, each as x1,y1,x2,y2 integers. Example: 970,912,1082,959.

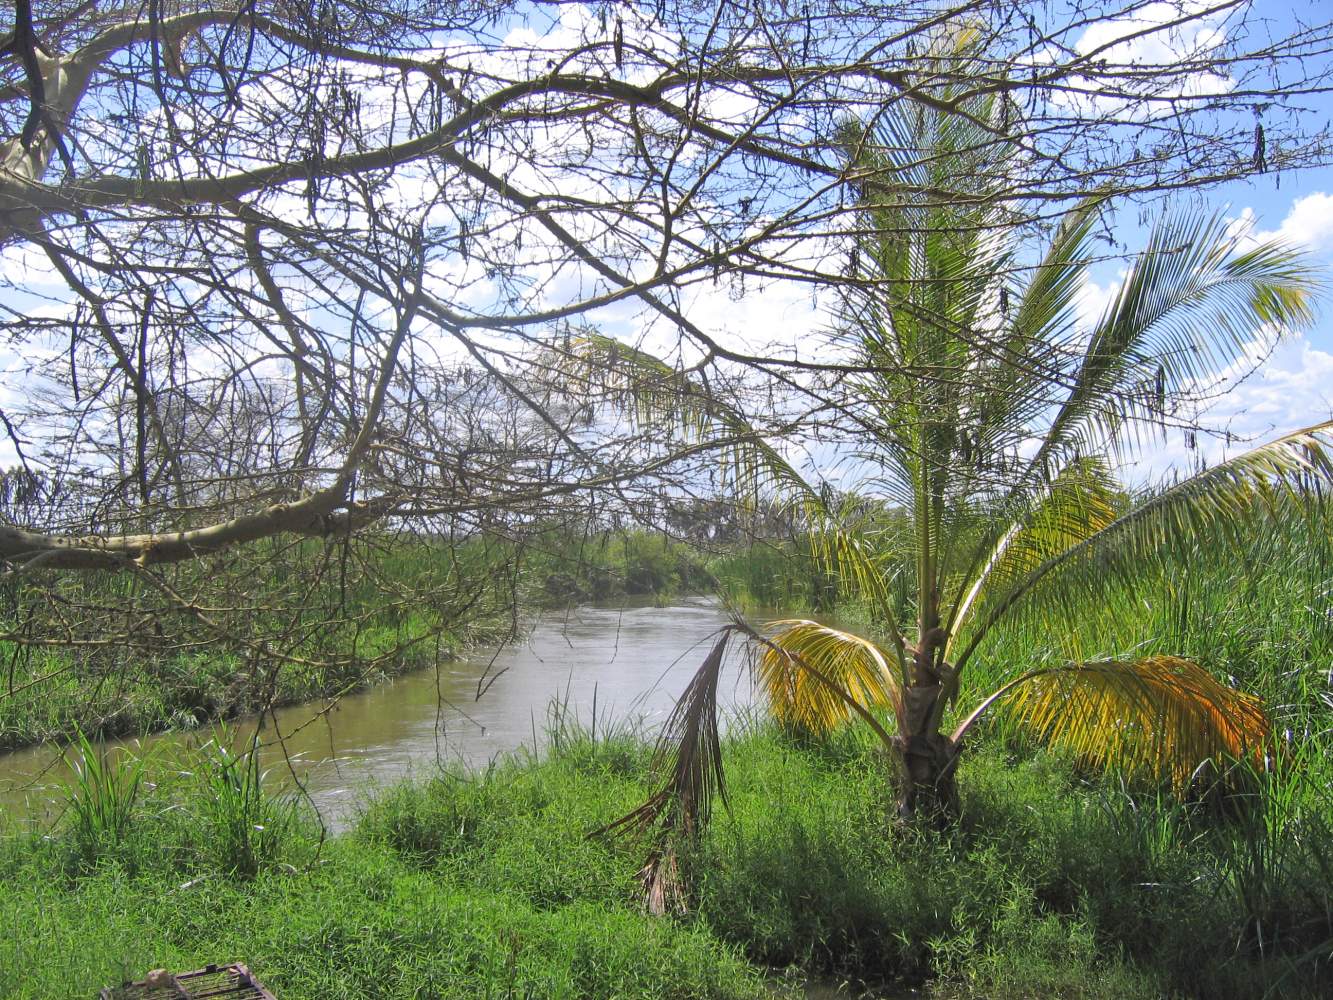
954,656,1271,791
757,620,904,733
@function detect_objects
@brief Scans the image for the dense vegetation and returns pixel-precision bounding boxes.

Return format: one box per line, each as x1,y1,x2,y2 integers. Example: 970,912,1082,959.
581,28,1326,836
3,5,1332,998
1,513,1330,998
2,720,1329,998
0,527,711,750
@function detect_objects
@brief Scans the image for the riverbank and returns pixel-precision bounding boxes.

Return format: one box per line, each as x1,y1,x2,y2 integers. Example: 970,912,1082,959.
3,720,1330,999
0,528,714,753
0,599,744,829
4,517,1332,997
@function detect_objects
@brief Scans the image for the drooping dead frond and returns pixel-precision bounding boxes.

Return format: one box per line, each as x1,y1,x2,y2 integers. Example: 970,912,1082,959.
636,842,687,917
554,332,716,440
593,630,732,914
547,333,913,654
757,619,905,734
954,656,1272,791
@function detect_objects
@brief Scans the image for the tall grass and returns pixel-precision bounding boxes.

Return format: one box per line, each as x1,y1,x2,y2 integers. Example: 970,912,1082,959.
5,710,1333,997
1207,744,1333,961
188,730,306,878
59,727,150,865
0,720,764,1000
5,509,1332,996
709,541,824,611
960,512,1333,708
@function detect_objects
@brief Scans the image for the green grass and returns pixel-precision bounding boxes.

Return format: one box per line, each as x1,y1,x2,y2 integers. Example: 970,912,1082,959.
3,719,1331,998
59,727,151,867
355,721,1333,998
0,839,765,1000
187,732,306,878
0,729,763,1000
3,512,1333,997
0,536,490,751
955,510,1333,708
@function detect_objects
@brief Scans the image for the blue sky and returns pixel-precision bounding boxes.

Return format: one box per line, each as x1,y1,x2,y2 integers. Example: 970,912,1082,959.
3,1,1331,490
1104,163,1333,478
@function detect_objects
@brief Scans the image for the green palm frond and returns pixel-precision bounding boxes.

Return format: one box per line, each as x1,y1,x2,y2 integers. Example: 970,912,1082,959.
555,331,795,492
1007,201,1102,350
757,619,905,733
948,456,1124,640
955,420,1333,668
953,656,1271,791
552,332,912,652
804,522,903,631
970,200,1101,437
1034,214,1319,469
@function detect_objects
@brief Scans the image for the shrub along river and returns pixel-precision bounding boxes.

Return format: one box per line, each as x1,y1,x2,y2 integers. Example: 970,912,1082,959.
0,597,757,831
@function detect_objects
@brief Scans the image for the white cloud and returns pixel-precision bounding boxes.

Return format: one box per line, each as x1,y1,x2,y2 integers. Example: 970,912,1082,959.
1253,192,1333,252
1076,1,1227,68
0,240,62,290
1044,1,1234,121
1205,335,1333,438
1122,334,1333,480
1075,271,1119,331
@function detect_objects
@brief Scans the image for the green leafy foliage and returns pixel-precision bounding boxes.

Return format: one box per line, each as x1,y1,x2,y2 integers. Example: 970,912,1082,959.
5,705,1333,998
188,732,304,878
598,25,1327,818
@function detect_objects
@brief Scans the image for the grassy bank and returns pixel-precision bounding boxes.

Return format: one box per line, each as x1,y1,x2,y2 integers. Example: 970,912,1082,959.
3,512,1332,997
2,717,1330,999
0,527,711,752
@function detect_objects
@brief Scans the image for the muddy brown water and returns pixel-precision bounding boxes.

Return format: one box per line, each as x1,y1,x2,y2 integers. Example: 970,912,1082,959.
0,597,762,832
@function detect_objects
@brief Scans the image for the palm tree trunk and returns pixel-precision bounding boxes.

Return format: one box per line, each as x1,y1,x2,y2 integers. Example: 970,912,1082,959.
894,727,960,819
894,681,961,821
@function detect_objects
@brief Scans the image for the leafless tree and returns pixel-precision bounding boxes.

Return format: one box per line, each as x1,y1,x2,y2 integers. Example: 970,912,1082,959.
0,0,1329,690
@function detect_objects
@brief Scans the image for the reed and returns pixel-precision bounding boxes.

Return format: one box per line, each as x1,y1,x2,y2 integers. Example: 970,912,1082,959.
59,727,149,866
188,729,304,878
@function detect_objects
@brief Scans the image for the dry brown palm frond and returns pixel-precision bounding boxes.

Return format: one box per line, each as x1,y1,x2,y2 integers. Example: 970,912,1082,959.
953,655,1272,790
597,620,911,912
592,630,732,914
637,843,687,917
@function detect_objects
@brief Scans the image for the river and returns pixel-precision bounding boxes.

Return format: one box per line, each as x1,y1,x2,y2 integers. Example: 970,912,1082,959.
0,597,923,999
0,597,758,832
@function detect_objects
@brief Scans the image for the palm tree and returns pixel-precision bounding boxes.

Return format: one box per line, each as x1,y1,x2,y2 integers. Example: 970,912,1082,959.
584,30,1331,912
